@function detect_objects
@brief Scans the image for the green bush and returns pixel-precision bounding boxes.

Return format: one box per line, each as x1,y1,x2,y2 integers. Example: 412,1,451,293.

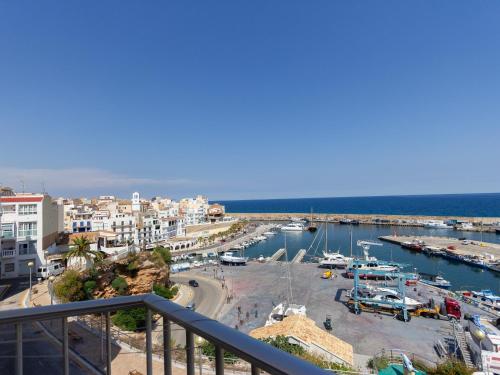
112,307,147,331
83,280,96,298
153,284,178,299
261,335,305,356
428,359,474,375
53,270,86,303
201,341,238,364
111,276,128,295
152,246,172,265
126,261,139,276
367,356,390,370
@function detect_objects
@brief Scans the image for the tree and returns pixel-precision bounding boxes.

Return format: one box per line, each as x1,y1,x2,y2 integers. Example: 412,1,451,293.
53,270,86,302
64,237,103,270
152,246,172,265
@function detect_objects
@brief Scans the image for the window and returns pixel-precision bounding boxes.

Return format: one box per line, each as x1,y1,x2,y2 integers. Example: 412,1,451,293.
18,204,37,215
5,263,15,272
1,223,15,238
19,241,37,255
18,222,37,237
1,204,15,213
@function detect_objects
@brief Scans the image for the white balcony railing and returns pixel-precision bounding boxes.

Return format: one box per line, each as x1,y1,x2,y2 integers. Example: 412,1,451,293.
1,249,16,258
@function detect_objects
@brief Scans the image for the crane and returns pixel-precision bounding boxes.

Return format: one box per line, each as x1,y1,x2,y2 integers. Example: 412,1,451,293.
357,240,383,261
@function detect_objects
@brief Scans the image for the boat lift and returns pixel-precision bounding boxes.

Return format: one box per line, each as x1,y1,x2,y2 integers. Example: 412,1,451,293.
349,265,412,322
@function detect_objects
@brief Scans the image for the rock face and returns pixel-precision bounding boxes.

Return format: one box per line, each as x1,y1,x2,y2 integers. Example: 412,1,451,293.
93,252,169,299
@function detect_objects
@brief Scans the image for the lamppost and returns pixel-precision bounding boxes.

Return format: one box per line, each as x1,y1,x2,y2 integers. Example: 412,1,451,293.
196,336,204,375
48,275,56,305
27,261,34,301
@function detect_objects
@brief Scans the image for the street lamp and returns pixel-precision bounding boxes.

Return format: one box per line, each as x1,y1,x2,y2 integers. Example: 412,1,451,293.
196,336,204,375
48,275,56,305
27,261,34,301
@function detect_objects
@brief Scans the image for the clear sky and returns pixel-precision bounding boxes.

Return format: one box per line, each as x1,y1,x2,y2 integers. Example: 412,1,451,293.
1,1,499,200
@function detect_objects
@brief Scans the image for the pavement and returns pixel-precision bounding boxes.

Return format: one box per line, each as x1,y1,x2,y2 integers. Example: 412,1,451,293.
0,278,89,375
189,262,496,370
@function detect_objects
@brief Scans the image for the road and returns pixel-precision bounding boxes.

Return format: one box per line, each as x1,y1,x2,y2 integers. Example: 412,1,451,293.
165,272,226,348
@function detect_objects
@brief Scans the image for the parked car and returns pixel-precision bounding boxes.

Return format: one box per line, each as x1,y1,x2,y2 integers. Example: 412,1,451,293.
186,302,196,311
189,279,199,287
36,263,65,279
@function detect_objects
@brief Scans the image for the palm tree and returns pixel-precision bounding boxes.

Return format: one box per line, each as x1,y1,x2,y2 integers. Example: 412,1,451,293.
65,237,103,270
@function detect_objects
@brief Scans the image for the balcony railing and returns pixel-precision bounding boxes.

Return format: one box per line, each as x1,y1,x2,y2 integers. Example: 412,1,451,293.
1,249,16,258
0,294,330,375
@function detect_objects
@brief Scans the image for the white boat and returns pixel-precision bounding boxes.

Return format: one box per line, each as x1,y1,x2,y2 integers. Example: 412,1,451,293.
254,235,267,241
281,222,305,231
320,251,352,269
290,217,307,223
265,302,307,326
263,231,276,236
351,285,422,310
471,290,500,309
257,255,266,263
423,220,451,229
219,251,248,265
466,315,500,374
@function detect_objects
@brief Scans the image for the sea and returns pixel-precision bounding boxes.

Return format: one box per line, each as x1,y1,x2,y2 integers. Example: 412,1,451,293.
216,193,500,217
214,193,500,293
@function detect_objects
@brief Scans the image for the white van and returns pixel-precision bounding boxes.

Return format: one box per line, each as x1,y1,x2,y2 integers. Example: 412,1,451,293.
36,263,65,279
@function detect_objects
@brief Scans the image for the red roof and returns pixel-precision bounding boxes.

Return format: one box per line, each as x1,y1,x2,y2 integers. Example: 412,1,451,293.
0,196,43,203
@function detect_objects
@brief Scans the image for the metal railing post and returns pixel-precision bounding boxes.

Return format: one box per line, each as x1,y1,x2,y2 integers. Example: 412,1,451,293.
215,346,224,375
186,330,195,375
251,364,260,375
16,322,22,375
163,317,172,375
106,312,112,375
62,317,69,375
146,308,153,375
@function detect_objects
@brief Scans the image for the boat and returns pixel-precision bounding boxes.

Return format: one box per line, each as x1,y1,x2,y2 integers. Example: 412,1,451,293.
281,222,305,231
263,231,276,237
257,255,266,263
419,274,451,289
423,220,452,229
349,285,423,310
219,251,248,265
307,208,318,232
422,246,445,256
230,244,245,250
465,315,500,374
254,235,267,241
487,262,500,273
401,240,424,251
471,290,500,309
320,251,352,269
339,218,359,225
265,302,307,326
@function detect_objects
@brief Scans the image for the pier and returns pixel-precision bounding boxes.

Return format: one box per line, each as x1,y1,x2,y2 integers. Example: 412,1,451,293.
269,248,286,261
291,249,306,264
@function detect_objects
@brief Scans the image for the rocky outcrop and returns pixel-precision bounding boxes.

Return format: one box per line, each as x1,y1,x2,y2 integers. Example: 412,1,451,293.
92,252,169,299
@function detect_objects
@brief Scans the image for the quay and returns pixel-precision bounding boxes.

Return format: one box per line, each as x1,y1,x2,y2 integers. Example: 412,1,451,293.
379,235,500,265
269,248,286,261
291,249,306,264
231,212,500,231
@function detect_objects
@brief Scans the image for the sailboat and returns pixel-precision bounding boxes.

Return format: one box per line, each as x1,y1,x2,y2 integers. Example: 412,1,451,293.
319,223,352,268
307,208,317,232
265,234,307,326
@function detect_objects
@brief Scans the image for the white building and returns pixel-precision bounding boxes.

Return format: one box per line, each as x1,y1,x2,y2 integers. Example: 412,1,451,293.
179,195,209,225
0,192,60,279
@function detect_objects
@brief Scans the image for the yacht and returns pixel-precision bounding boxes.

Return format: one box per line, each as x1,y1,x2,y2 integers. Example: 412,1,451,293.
219,251,248,265
263,231,276,237
423,220,451,229
254,235,267,241
265,302,307,326
319,251,352,269
471,290,500,309
350,285,422,311
465,315,500,374
257,255,266,263
419,274,451,289
281,222,305,231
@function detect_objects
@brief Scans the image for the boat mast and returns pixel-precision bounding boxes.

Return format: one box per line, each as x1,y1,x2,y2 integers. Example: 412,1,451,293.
350,226,353,258
325,222,328,253
284,233,294,305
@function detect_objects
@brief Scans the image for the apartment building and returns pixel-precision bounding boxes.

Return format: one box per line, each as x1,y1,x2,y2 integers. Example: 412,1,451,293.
179,195,209,225
0,191,60,279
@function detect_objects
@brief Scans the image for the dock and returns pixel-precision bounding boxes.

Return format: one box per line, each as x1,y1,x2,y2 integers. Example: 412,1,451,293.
291,249,306,264
379,235,500,270
269,248,286,261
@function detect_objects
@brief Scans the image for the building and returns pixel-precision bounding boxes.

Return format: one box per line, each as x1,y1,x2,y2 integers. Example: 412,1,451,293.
0,192,60,279
179,195,209,225
207,203,225,223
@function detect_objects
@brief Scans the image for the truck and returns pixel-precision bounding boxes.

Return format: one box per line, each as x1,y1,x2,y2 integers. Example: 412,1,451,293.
413,297,461,320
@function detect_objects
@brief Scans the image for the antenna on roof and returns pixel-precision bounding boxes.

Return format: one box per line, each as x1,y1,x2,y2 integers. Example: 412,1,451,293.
41,181,46,194
20,179,25,193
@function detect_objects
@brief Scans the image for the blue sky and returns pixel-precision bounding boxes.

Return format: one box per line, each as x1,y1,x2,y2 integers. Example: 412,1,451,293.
1,1,499,200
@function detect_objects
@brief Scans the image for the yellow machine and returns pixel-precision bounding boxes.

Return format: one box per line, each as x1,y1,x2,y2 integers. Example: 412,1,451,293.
322,270,333,279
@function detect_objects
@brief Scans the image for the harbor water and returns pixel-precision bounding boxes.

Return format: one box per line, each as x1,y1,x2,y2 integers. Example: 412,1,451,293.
242,223,500,294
